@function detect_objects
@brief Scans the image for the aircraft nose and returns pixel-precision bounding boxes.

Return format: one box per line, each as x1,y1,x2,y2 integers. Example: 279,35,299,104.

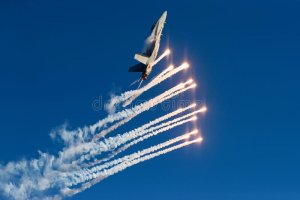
163,11,167,18
159,11,167,22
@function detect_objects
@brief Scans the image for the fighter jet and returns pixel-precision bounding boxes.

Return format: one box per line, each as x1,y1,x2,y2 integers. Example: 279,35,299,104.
128,11,167,82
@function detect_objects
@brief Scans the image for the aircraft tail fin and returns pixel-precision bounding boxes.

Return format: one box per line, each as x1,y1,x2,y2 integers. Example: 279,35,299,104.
134,54,149,65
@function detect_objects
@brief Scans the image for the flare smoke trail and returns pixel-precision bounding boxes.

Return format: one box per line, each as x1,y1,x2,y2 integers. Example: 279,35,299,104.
105,60,174,113
100,116,197,164
49,80,197,174
106,62,188,114
92,79,194,140
49,78,196,170
63,138,202,197
92,131,197,173
85,109,204,167
90,82,185,138
0,56,204,200
72,130,198,185
77,104,197,166
123,63,190,107
95,98,195,141
0,74,203,200
152,49,171,66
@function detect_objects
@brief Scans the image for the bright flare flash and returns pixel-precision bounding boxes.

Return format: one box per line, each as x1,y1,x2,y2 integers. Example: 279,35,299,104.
183,134,190,139
182,62,190,69
191,83,197,88
191,103,197,107
165,49,171,55
198,106,207,113
185,79,194,85
190,129,199,135
189,137,203,144
167,65,174,70
195,137,203,143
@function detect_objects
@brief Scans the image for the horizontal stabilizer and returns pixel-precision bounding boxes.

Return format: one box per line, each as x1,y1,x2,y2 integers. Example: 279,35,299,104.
128,63,146,72
134,54,149,65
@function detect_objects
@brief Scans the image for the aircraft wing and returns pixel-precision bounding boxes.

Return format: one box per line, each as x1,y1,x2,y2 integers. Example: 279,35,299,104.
134,54,149,65
128,63,146,72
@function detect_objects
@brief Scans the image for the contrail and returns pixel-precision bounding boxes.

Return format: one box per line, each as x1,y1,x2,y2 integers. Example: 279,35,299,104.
95,101,196,142
152,49,171,66
101,116,198,164
141,63,190,91
72,130,198,184
0,76,203,200
84,84,199,164
80,115,197,168
104,90,137,113
114,107,207,154
79,106,206,167
149,62,190,87
160,82,197,103
0,79,200,200
89,130,198,174
77,104,197,166
123,63,190,107
0,10,207,200
90,82,185,137
92,79,194,140
105,61,174,113
149,64,174,83
93,116,135,141
63,138,203,197
53,80,197,170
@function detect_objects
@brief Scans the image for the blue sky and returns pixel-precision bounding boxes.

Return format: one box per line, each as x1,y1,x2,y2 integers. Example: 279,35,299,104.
0,0,299,199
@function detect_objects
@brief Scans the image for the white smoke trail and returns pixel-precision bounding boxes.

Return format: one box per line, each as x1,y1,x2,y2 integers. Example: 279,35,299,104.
0,152,74,200
54,84,196,172
123,63,190,107
101,116,197,164
79,115,197,168
0,48,204,200
90,83,184,138
51,68,193,147
80,106,206,167
77,104,197,166
0,80,198,199
152,49,171,66
45,80,196,181
104,90,137,114
150,64,174,82
146,62,190,89
80,83,197,164
105,44,170,111
92,80,193,140
71,130,198,184
95,101,196,141
93,116,135,140
105,63,174,113
63,138,202,197
89,134,190,172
